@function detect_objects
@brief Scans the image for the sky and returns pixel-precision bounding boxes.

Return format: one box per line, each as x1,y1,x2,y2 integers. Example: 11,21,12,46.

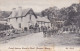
0,0,79,12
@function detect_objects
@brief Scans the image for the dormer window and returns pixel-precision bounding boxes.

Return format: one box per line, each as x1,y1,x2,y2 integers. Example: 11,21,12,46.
8,18,10,22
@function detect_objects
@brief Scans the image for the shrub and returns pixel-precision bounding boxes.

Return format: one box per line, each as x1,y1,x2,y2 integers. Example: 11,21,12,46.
0,24,10,31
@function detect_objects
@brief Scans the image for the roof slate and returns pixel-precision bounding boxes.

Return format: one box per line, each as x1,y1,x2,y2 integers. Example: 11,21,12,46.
8,8,33,18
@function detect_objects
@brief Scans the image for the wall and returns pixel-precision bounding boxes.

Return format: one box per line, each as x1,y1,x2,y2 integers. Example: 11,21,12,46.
8,14,37,30
8,18,19,29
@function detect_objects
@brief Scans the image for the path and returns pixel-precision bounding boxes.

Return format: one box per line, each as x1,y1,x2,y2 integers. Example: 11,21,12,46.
0,32,47,47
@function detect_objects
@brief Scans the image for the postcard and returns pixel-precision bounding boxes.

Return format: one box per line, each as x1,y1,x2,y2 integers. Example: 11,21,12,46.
0,0,80,51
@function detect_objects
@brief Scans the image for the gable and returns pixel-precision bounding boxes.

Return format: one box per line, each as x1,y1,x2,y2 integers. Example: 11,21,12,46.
26,9,37,18
8,8,37,19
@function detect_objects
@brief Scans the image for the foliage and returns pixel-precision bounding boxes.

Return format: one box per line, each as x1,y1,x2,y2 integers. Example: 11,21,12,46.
0,24,10,31
41,3,80,28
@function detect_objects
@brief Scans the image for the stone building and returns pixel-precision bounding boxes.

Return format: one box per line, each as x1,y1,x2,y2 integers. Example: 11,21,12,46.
7,7,37,30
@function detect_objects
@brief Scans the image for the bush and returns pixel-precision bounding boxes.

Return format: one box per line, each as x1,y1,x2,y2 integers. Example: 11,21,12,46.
0,24,10,31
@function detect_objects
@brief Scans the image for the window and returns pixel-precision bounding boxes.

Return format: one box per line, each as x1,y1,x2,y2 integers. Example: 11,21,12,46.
16,17,18,21
21,17,23,22
30,14,31,20
19,23,21,28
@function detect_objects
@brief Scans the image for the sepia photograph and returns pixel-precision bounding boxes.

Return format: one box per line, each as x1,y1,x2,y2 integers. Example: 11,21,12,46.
0,0,80,51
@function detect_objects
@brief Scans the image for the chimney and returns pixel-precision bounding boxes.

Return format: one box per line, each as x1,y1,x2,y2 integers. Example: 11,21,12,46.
18,7,22,16
12,8,16,17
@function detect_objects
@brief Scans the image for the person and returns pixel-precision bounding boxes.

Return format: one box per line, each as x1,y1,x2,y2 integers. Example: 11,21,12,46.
43,26,47,37
35,23,39,33
47,26,52,37
29,25,33,33
41,26,43,32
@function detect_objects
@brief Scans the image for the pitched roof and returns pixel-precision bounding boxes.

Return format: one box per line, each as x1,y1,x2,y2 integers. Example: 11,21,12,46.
37,16,50,22
8,8,37,19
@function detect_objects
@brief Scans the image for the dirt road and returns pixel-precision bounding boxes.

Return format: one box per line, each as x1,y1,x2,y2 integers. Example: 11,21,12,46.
0,32,80,47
